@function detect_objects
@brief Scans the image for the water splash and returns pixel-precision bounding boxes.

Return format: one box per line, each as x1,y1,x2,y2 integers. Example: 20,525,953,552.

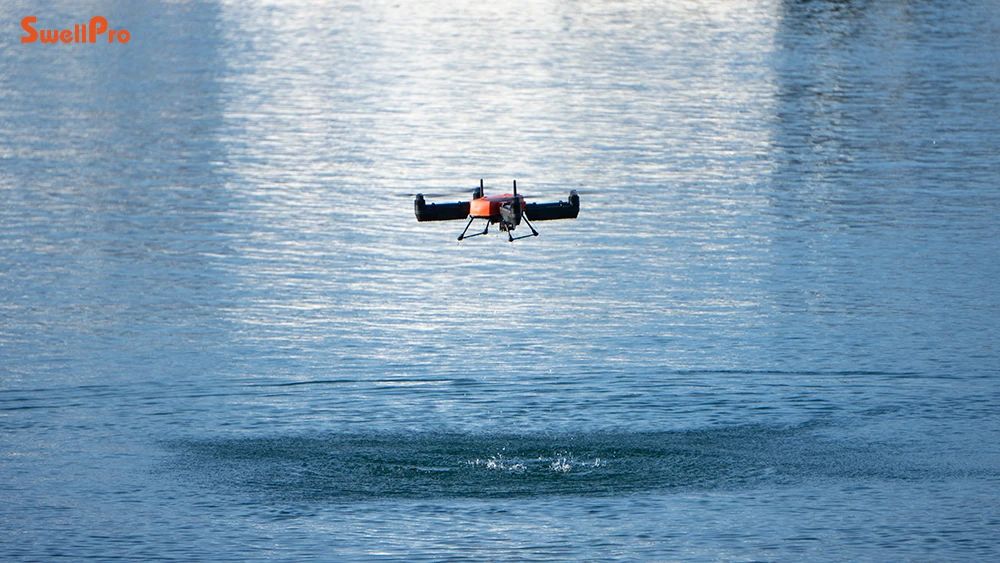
550,457,572,473
468,455,526,473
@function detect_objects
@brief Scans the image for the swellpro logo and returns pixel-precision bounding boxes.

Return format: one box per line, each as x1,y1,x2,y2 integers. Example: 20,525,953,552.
20,16,131,44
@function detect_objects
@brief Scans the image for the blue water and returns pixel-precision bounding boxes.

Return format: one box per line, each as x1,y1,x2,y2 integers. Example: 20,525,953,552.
2,0,999,560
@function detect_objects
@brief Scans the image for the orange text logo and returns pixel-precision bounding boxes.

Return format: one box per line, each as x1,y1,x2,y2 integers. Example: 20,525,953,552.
20,16,131,44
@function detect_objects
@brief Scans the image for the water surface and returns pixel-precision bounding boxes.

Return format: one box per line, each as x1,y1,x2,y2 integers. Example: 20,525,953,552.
2,0,999,560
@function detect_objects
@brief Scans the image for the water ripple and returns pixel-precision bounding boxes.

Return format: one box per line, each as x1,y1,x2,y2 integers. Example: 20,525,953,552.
170,425,966,502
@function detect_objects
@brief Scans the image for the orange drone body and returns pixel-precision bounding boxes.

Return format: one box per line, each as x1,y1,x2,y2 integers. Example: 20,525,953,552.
469,193,525,219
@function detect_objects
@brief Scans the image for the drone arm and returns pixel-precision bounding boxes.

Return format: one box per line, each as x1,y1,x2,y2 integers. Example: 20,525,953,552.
524,190,580,221
414,194,471,222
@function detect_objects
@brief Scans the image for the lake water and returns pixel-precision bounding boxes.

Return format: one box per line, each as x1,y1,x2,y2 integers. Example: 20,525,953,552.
2,0,999,560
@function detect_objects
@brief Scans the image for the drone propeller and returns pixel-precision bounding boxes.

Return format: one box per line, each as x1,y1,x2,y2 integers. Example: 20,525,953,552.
393,188,478,198
396,180,598,199
514,185,599,196
395,179,487,199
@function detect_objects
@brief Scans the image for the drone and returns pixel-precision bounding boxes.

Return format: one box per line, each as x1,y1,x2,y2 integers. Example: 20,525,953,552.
414,180,580,241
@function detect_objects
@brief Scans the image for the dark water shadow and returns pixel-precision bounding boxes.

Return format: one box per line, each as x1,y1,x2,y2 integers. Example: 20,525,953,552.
166,423,929,502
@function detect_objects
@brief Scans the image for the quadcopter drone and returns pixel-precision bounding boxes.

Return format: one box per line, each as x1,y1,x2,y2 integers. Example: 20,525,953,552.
413,180,580,241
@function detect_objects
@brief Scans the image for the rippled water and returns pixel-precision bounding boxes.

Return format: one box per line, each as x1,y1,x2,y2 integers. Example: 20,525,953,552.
2,0,999,560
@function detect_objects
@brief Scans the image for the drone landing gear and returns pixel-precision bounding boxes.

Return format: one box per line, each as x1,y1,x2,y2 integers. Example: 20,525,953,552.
457,217,538,242
457,217,489,240
506,214,539,242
